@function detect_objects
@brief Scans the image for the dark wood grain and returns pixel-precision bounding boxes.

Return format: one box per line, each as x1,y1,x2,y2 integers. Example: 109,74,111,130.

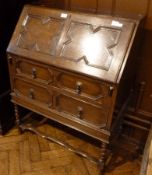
7,5,142,173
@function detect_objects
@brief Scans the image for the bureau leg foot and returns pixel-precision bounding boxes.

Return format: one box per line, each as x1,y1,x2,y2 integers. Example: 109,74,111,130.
14,104,23,134
99,142,107,175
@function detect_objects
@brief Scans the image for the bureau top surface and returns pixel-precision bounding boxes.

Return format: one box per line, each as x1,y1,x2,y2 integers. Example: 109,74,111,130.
7,5,140,83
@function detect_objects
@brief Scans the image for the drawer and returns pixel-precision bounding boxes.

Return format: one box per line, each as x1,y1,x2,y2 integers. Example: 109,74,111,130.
13,78,52,108
16,59,53,84
55,94,109,129
55,71,112,104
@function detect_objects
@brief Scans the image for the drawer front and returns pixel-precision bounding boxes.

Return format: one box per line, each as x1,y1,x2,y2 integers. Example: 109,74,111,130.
16,59,53,84
13,79,52,108
55,71,111,104
55,94,108,128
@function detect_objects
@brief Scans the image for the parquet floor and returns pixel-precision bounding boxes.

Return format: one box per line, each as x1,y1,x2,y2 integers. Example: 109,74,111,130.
0,117,141,175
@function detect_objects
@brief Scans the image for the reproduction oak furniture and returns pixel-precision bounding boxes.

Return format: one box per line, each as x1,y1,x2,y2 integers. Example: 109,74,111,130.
28,0,152,151
7,5,142,173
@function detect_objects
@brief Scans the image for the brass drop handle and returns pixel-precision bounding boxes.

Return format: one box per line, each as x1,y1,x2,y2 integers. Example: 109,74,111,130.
109,86,114,97
77,106,83,119
28,88,35,99
76,81,82,94
32,68,37,79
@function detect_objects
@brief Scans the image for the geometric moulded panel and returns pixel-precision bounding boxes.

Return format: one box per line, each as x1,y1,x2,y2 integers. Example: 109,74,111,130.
16,14,65,55
60,21,121,71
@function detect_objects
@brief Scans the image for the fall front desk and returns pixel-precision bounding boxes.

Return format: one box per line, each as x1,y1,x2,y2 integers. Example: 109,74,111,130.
7,5,142,173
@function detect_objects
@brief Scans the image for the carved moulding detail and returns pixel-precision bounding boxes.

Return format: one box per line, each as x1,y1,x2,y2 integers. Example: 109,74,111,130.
60,21,121,71
16,14,65,55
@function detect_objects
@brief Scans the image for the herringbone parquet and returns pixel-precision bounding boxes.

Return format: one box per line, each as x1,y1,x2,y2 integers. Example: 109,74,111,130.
0,119,141,175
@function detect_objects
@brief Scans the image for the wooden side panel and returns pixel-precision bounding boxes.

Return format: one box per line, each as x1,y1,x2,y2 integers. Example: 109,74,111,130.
97,0,113,14
114,0,149,15
145,0,152,29
70,0,97,12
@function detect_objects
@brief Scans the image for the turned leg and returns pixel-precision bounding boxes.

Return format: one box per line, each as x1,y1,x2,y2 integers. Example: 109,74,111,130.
99,142,107,175
14,104,22,133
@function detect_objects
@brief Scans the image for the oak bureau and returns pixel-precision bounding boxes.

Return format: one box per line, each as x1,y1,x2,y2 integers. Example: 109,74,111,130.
7,5,142,173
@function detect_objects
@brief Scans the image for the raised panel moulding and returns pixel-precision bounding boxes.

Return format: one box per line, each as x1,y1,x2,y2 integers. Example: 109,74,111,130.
60,21,120,71
16,14,65,55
